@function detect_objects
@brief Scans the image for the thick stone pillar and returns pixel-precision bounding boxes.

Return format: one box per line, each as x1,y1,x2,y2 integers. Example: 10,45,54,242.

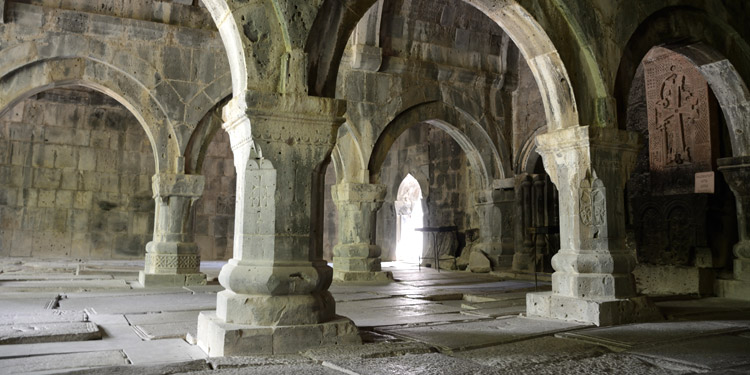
527,126,661,326
717,156,750,300
196,96,360,356
139,174,207,287
474,189,514,269
332,183,392,283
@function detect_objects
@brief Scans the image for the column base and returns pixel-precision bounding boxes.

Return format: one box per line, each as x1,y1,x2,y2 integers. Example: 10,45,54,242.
196,311,361,356
138,271,207,287
716,279,750,300
333,270,393,284
526,292,663,326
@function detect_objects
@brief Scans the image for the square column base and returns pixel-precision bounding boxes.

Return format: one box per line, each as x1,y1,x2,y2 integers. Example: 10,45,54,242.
196,312,361,356
138,271,207,287
526,292,662,326
716,279,750,300
333,270,393,284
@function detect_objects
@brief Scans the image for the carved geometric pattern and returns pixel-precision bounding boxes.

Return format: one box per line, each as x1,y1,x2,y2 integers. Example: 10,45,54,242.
146,254,201,273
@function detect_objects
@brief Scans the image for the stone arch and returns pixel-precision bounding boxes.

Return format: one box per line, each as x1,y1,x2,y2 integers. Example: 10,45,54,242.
615,7,750,156
330,122,368,184
368,101,507,189
0,57,174,173
516,126,549,175
306,0,580,131
184,95,232,175
200,0,249,101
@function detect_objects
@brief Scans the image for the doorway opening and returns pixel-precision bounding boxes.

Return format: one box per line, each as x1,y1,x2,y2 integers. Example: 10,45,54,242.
395,174,423,263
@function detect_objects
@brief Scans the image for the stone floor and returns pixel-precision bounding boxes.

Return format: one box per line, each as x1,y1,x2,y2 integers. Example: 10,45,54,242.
1,259,749,374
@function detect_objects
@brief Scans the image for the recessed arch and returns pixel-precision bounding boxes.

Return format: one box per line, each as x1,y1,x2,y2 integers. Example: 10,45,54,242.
0,57,174,173
367,101,508,189
615,7,750,156
306,0,580,131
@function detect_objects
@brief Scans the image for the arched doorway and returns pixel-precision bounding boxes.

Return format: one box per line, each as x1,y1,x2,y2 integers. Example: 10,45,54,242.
394,174,424,263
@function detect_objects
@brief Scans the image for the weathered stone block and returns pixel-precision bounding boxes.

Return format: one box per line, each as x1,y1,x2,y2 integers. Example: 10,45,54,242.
138,272,207,287
526,292,662,327
54,190,73,208
633,264,714,296
77,149,96,171
197,312,361,357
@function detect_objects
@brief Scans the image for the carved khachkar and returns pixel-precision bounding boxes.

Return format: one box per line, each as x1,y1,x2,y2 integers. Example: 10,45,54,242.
644,48,716,195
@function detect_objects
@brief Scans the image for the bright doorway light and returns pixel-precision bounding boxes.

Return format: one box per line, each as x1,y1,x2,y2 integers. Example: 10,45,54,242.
395,174,423,263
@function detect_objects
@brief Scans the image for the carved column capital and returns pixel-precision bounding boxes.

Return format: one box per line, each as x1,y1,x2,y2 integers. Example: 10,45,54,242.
151,174,205,199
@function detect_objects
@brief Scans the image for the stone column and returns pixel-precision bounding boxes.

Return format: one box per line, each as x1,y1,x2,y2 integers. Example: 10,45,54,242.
717,156,750,300
473,189,514,269
139,174,207,287
196,96,360,356
526,126,661,326
331,183,392,283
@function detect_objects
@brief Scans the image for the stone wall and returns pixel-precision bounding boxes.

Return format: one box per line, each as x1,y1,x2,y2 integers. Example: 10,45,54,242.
0,87,155,259
193,129,235,261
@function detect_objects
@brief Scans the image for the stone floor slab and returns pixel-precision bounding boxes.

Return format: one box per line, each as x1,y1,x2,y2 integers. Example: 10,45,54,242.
629,334,750,371
326,353,502,375
354,312,485,328
0,349,129,374
62,359,210,375
133,321,197,340
0,273,114,281
58,293,217,314
453,335,610,370
0,309,87,325
0,321,101,344
125,310,202,325
303,341,435,362
0,279,131,292
379,316,585,351
557,320,749,350
460,305,526,318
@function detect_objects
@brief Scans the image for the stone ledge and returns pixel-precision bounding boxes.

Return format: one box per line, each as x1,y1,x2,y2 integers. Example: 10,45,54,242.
526,292,662,327
138,271,207,287
196,312,361,356
716,279,750,301
332,270,393,284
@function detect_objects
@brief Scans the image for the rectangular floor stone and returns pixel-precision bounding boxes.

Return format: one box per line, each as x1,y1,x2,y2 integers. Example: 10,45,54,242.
0,310,87,325
0,349,129,373
630,334,750,371
0,273,114,281
59,293,216,314
355,312,484,328
379,316,585,351
125,310,202,325
133,321,196,340
326,352,503,375
0,321,101,344
0,279,130,292
558,321,748,350
460,305,526,318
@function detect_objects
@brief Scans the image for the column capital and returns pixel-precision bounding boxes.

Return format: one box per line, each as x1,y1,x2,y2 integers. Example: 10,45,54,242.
152,174,205,199
536,126,640,188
